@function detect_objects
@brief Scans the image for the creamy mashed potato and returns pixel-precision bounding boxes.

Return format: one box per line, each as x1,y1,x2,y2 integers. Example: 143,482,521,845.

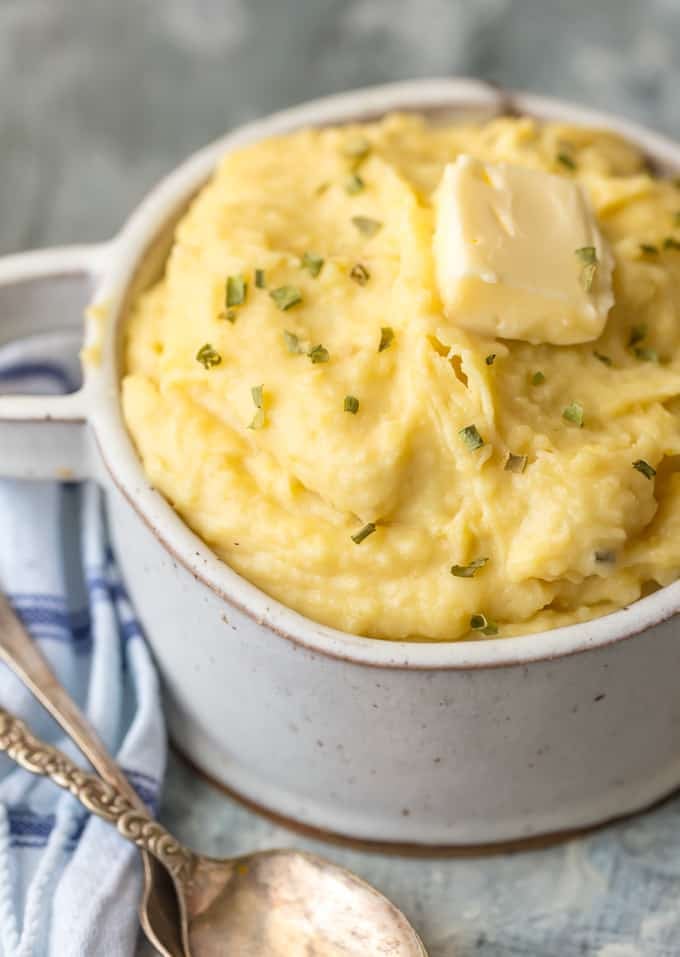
122,113,680,641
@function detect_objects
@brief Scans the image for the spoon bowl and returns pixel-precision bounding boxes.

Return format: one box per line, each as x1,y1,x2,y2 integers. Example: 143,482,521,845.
186,851,426,956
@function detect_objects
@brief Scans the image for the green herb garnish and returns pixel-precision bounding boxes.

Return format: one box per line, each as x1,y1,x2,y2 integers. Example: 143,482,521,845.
224,310,237,323
251,384,263,406
196,344,222,369
351,522,376,544
576,246,597,264
352,215,382,238
378,326,394,352
345,173,365,195
664,237,680,251
575,246,598,292
531,371,546,386
563,402,584,427
255,269,266,289
350,263,370,285
342,137,371,161
226,274,247,308
283,330,303,354
344,395,359,414
557,152,576,170
459,424,484,451
504,453,527,473
593,351,612,366
308,344,329,364
640,243,659,255
451,557,488,578
470,614,498,636
633,459,656,479
301,252,324,278
270,286,302,311
485,354,496,366
628,323,647,346
634,347,658,362
248,384,265,430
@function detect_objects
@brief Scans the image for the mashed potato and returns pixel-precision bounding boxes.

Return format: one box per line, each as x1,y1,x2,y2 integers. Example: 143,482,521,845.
122,113,680,641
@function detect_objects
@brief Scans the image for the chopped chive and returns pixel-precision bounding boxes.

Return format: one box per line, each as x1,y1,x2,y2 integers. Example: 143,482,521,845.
196,344,222,369
633,459,656,479
628,323,647,347
557,152,576,170
345,173,365,195
378,326,394,352
344,395,359,414
223,310,237,323
342,137,371,160
255,268,266,289
485,354,496,366
270,286,302,310
249,410,265,430
640,243,659,255
283,330,303,354
308,344,329,364
352,215,382,237
575,246,597,264
562,402,584,427
634,346,658,362
351,522,376,544
595,550,616,563
459,424,484,451
301,252,324,278
248,384,265,430
664,237,680,251
350,263,370,285
505,452,527,473
531,371,546,386
581,262,597,292
470,614,498,636
575,246,598,292
451,557,488,578
593,351,613,366
226,274,247,308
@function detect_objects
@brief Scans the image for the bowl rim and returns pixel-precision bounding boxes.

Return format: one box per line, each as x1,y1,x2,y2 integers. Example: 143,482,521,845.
88,76,680,670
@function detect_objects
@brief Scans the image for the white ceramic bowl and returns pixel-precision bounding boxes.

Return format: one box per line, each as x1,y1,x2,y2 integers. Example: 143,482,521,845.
1,78,679,848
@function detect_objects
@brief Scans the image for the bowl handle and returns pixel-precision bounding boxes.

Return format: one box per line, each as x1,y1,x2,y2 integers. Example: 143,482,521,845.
0,244,108,480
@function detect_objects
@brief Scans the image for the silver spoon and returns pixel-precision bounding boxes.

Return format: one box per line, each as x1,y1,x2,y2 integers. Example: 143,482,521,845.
0,593,427,957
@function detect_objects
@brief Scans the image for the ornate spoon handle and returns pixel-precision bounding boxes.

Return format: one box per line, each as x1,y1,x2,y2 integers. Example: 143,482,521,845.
0,706,195,882
0,593,143,805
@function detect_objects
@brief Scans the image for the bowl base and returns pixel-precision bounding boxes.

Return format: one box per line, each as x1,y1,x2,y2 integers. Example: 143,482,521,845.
169,740,680,858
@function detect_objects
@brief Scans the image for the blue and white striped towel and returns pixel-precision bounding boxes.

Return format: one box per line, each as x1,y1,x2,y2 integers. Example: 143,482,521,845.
0,334,166,956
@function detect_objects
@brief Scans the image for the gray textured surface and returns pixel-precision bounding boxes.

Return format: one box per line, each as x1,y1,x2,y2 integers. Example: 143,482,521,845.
2,1,680,955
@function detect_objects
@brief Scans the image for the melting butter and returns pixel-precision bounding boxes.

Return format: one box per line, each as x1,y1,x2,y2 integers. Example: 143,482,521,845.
434,155,614,345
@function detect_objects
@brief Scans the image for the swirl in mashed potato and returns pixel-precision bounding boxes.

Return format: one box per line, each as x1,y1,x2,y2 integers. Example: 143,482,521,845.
122,113,680,641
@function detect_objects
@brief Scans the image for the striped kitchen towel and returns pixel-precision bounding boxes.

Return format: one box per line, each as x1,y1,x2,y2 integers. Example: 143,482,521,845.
0,334,166,956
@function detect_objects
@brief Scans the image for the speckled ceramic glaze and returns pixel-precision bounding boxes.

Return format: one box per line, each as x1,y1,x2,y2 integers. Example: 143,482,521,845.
1,79,679,847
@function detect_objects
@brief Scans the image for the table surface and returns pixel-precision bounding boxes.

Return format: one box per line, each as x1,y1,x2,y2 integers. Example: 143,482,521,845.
2,2,680,954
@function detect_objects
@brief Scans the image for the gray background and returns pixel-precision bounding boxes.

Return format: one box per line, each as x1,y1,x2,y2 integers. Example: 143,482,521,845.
2,1,680,955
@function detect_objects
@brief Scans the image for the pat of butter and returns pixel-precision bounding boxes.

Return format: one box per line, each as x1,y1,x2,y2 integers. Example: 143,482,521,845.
433,156,614,345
